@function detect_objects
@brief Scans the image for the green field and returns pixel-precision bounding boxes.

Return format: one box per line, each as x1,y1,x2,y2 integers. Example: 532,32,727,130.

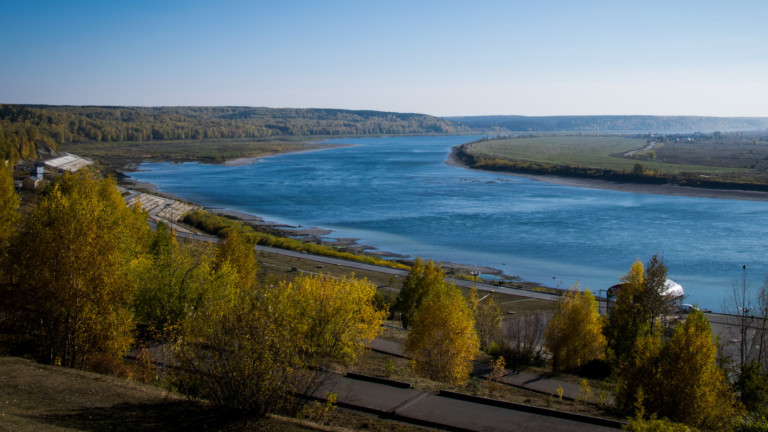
468,135,746,175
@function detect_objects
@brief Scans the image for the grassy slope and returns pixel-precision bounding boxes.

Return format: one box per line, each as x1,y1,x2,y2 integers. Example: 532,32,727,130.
469,136,746,175
0,356,433,432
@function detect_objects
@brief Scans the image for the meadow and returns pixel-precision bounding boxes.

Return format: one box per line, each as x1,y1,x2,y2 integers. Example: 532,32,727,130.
467,135,747,175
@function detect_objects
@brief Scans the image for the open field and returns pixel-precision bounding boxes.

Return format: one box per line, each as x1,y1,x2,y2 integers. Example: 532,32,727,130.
468,135,748,175
457,133,768,191
60,138,333,170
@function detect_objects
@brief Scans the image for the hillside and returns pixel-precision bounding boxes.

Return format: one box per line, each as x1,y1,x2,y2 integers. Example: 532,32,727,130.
449,115,768,133
0,105,467,164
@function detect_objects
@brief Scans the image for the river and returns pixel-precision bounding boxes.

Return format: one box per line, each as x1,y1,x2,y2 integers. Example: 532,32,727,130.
129,135,768,311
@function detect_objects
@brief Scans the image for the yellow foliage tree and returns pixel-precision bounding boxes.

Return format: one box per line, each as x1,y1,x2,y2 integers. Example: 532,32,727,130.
616,310,736,429
544,285,606,371
607,259,646,360
14,172,148,368
405,283,480,384
395,257,445,329
173,272,385,416
0,165,19,280
213,228,259,292
279,273,387,365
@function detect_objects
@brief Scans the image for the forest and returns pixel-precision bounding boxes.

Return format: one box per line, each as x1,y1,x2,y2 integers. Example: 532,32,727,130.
0,104,468,164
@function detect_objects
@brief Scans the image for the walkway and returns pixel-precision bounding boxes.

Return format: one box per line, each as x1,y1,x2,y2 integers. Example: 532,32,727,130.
315,373,623,431
368,338,607,404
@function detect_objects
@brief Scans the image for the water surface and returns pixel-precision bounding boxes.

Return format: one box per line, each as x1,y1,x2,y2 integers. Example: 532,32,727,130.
130,135,768,310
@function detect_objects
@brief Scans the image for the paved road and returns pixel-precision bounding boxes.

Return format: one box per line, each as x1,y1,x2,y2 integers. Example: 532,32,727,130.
175,228,560,302
315,373,623,431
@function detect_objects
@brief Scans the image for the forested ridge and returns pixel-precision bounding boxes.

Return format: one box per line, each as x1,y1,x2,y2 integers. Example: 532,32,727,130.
0,104,467,163
450,115,768,133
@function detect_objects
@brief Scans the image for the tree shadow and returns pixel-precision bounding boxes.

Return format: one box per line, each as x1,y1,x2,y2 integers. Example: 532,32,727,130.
32,400,257,432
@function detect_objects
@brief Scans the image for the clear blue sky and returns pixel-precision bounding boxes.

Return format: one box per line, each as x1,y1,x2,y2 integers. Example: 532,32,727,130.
2,0,767,116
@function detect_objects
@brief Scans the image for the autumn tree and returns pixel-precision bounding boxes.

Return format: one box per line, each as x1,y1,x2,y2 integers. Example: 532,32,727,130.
640,255,676,336
0,165,19,280
173,273,385,416
13,172,148,368
405,282,480,384
606,255,679,362
131,224,218,340
606,259,646,360
394,258,445,329
213,228,258,291
615,310,736,429
470,288,503,350
544,285,606,371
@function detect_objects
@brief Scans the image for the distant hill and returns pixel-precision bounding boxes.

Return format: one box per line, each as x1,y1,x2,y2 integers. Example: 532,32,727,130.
447,115,768,133
0,105,468,164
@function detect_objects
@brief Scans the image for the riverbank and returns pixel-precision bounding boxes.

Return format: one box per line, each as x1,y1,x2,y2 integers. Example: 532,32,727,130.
120,176,516,284
447,146,768,202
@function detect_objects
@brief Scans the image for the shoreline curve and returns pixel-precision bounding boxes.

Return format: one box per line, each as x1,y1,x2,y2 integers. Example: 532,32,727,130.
446,146,768,202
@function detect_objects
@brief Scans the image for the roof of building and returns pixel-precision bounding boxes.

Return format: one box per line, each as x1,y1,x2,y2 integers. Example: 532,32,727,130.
44,153,92,173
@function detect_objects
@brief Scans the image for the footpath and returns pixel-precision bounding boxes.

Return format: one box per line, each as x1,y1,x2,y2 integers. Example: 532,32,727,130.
368,339,602,403
352,338,625,431
314,372,622,432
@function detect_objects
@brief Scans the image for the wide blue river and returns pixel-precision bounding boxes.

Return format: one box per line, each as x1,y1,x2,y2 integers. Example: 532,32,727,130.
130,135,768,310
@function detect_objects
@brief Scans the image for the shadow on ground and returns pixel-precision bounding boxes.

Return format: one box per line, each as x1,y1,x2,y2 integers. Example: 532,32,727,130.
32,401,264,432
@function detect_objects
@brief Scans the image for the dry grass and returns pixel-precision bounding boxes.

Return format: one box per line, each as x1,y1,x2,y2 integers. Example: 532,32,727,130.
0,357,434,432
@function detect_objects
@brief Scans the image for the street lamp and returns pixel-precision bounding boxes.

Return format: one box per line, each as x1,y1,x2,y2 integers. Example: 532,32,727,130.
163,203,174,233
740,264,750,366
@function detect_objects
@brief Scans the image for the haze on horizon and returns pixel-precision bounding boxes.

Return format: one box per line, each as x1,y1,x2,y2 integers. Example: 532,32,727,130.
1,0,767,118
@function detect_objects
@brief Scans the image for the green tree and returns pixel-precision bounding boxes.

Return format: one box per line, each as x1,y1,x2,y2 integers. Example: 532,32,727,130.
131,225,217,340
14,172,147,368
544,285,606,371
737,361,768,414
394,258,445,329
405,282,480,384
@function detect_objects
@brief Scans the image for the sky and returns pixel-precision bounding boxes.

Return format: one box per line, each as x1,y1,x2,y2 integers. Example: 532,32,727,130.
1,0,767,117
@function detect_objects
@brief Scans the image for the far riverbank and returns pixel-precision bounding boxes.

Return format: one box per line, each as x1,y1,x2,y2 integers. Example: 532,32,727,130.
447,146,768,202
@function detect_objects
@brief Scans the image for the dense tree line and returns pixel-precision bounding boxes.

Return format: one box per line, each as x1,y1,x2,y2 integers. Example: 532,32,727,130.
0,169,385,417
0,104,468,164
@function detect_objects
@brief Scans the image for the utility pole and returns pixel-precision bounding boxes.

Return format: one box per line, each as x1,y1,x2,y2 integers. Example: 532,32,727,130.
740,264,752,367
